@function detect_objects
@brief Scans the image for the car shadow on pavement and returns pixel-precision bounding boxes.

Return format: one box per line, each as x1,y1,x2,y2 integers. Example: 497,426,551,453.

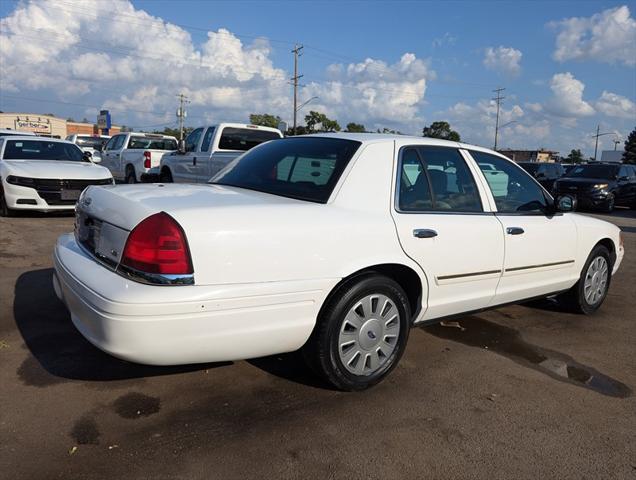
248,352,336,390
14,268,231,383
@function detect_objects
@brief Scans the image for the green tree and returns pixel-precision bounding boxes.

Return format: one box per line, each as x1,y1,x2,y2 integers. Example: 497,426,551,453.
377,127,403,135
305,111,340,132
566,149,584,164
345,122,365,133
623,127,636,164
422,121,461,141
66,117,76,122
249,113,281,129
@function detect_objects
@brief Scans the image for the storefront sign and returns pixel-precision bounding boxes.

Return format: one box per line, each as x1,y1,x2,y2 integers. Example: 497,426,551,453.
14,119,51,134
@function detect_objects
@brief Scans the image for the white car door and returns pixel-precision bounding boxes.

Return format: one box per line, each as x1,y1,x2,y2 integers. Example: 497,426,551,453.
196,126,216,182
172,128,203,183
100,135,123,179
391,145,505,321
468,150,578,304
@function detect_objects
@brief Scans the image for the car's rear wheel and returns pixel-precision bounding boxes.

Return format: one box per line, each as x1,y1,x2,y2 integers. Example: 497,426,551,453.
160,168,173,183
0,188,14,217
303,273,411,391
558,245,612,314
125,166,137,184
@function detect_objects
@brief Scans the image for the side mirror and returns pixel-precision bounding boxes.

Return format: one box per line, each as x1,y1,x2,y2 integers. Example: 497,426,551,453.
555,194,576,212
82,151,93,162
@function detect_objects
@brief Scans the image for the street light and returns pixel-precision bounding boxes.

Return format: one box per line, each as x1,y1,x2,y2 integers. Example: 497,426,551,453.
295,96,318,113
591,125,615,161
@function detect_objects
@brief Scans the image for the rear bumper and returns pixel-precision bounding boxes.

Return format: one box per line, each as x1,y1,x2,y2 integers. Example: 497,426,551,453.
53,233,336,365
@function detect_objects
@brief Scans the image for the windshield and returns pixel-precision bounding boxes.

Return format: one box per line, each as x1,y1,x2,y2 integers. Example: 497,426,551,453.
566,164,618,179
128,136,177,150
76,137,107,149
3,140,85,161
211,137,361,203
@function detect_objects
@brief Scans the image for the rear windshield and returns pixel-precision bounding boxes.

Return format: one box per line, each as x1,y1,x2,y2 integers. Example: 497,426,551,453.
566,164,619,179
76,137,107,149
518,163,539,174
218,127,281,151
2,140,84,162
211,137,361,203
128,137,177,150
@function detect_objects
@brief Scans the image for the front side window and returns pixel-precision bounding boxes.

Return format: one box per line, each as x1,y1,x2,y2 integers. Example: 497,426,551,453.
2,140,84,162
185,128,203,153
470,151,550,214
218,127,281,151
398,147,482,212
212,137,360,203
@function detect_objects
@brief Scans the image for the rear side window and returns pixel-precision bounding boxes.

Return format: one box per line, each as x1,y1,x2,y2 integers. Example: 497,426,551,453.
201,127,216,152
218,127,281,151
128,137,177,150
398,147,482,213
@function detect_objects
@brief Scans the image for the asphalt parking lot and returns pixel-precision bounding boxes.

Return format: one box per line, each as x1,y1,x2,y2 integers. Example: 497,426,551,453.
1,209,635,480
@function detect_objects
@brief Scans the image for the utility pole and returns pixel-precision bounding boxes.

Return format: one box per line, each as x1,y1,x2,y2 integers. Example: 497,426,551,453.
613,139,621,150
592,124,614,161
176,93,190,141
492,87,505,151
290,44,304,135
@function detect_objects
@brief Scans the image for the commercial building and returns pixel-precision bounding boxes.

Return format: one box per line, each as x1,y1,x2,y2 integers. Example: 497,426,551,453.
498,149,559,163
0,112,121,137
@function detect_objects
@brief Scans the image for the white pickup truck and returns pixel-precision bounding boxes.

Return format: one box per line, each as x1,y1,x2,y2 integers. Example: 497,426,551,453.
156,123,282,183
100,132,177,183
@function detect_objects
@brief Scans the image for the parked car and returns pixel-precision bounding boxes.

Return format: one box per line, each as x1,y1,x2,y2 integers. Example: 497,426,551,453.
476,162,509,197
100,132,177,183
53,134,623,390
554,163,636,212
65,134,110,163
0,129,36,137
157,123,282,183
517,162,564,194
0,136,113,216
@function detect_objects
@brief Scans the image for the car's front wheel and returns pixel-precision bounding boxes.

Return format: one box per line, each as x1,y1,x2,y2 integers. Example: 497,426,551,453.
125,167,137,184
558,245,612,314
0,187,13,217
601,195,615,213
303,273,411,391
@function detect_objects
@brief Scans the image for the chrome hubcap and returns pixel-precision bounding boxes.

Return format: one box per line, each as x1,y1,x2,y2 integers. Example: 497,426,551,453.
583,256,608,305
338,293,400,376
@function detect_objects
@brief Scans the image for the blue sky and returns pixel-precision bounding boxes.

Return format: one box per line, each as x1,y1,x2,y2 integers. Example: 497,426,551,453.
1,0,635,156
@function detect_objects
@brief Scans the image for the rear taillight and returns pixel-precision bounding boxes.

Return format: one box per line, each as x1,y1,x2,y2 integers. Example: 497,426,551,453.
143,151,152,169
120,212,193,275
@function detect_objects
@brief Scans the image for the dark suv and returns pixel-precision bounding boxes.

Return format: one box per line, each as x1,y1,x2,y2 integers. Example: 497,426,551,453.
517,162,564,194
554,163,636,212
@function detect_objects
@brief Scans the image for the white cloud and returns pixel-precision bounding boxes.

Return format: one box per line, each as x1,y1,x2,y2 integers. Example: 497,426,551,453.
432,32,456,48
595,91,636,119
0,0,434,131
302,53,434,130
483,46,522,75
545,72,595,119
551,5,636,66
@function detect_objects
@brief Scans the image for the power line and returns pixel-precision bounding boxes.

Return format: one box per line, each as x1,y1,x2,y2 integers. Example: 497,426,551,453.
492,87,505,150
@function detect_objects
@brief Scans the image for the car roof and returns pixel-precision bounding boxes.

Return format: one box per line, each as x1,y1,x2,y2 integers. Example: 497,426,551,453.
1,136,74,143
0,129,36,136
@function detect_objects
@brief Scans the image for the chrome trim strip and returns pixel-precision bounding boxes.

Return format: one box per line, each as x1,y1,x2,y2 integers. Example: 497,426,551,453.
505,260,575,272
437,269,502,281
117,264,195,286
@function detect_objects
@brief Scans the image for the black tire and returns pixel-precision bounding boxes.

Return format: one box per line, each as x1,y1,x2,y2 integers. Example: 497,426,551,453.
125,166,137,184
0,188,13,217
302,273,411,391
602,195,615,213
160,168,173,183
557,244,612,314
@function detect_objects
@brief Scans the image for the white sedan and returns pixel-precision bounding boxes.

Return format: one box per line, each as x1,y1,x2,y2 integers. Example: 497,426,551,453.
53,134,624,390
0,136,113,216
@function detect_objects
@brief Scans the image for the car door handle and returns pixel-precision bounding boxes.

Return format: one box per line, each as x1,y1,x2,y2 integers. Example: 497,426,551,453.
506,227,525,235
193,157,197,165
413,229,438,238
